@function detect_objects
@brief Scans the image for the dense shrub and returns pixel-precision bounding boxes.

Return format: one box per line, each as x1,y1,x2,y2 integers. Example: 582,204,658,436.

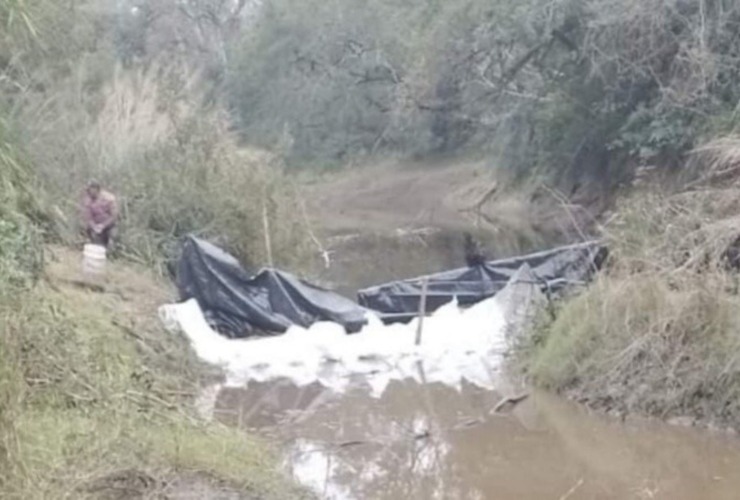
21,65,312,271
0,118,43,289
520,139,740,426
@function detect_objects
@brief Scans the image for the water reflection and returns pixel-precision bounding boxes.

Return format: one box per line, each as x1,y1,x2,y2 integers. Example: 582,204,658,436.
213,380,740,500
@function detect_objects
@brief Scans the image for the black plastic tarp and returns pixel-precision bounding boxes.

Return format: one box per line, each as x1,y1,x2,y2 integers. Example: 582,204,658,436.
176,236,368,337
358,241,607,324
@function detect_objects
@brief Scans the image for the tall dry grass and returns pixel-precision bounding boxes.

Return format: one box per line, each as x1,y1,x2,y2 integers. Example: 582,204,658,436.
22,63,313,271
521,137,740,428
1,2,308,497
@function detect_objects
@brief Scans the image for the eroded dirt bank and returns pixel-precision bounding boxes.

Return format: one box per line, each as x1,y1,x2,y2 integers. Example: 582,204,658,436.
303,159,598,293
517,182,740,433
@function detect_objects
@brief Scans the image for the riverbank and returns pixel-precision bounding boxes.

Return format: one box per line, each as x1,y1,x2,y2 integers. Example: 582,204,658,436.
218,383,740,499
303,158,600,293
517,168,740,431
0,246,306,499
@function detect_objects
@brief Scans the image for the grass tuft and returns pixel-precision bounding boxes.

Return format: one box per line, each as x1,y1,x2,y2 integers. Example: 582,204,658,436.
520,138,740,428
0,247,306,499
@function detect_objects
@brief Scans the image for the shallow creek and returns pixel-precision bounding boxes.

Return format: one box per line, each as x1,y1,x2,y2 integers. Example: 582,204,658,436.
205,379,740,500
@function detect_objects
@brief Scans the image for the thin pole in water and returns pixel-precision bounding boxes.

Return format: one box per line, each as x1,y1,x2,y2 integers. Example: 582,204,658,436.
415,277,429,346
262,190,274,267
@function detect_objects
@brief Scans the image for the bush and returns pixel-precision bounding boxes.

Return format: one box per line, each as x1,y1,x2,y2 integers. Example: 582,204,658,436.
23,65,313,272
219,0,740,194
0,3,307,497
0,117,44,288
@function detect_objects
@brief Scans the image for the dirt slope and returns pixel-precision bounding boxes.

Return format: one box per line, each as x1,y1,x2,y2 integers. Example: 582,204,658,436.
302,159,595,293
305,159,494,234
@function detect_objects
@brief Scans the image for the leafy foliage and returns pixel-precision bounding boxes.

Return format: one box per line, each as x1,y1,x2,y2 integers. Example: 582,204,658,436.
214,0,740,188
0,117,43,290
0,5,305,498
19,62,311,270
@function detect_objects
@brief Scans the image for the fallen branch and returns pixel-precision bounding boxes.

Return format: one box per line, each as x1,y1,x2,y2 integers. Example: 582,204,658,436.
541,185,590,242
337,441,369,449
452,417,485,430
63,278,105,293
459,181,499,214
559,478,585,500
112,318,162,356
684,165,740,191
492,393,530,413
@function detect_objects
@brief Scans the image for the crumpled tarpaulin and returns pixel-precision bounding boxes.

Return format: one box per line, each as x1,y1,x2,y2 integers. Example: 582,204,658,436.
176,235,606,337
176,236,368,338
358,241,608,324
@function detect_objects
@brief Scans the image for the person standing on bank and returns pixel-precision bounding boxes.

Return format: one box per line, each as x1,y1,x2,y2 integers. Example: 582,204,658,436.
82,181,118,248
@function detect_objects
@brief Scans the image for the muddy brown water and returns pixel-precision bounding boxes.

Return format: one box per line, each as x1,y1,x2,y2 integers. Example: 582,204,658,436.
210,380,740,500
209,184,734,499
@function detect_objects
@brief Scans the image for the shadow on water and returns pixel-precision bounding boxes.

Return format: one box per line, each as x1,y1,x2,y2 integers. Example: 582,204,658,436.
209,380,740,500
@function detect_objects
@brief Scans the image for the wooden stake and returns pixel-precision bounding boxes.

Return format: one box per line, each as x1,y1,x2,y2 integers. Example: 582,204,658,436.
262,195,274,267
415,277,429,346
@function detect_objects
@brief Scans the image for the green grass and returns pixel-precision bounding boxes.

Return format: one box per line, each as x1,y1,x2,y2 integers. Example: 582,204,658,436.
0,250,306,499
525,277,737,387
12,412,293,498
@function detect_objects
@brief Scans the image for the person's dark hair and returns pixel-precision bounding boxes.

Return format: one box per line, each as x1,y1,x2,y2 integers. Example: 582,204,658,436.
87,180,101,190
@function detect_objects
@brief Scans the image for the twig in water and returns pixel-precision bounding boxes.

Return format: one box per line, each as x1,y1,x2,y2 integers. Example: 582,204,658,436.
452,418,485,430
112,318,162,356
337,440,369,448
559,478,584,500
492,393,530,413
459,181,499,215
415,278,429,346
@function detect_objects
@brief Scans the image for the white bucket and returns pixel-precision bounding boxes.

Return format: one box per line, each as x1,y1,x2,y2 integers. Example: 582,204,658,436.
83,243,107,278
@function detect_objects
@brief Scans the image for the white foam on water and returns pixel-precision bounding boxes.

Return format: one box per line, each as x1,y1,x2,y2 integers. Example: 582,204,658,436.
158,265,544,397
